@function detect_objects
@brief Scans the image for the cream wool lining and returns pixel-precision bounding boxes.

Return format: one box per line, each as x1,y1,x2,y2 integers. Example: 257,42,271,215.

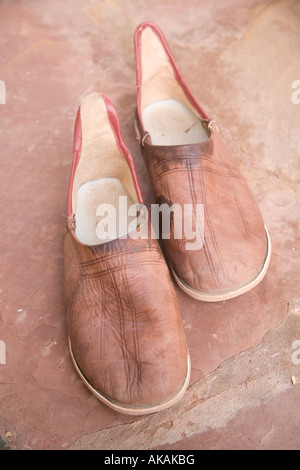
143,99,209,145
75,178,137,246
73,94,139,246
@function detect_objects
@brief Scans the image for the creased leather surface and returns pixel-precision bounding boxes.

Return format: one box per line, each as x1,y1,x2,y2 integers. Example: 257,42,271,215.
138,125,267,293
64,217,188,406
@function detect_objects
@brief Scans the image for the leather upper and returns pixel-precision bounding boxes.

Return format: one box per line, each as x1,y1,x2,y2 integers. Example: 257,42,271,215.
64,217,188,406
136,119,267,294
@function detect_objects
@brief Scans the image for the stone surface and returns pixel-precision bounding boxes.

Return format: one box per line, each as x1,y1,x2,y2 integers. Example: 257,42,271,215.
0,0,299,450
68,298,300,450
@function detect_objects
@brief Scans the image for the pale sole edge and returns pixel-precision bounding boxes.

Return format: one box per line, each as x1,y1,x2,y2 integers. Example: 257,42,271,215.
68,337,191,416
170,227,272,302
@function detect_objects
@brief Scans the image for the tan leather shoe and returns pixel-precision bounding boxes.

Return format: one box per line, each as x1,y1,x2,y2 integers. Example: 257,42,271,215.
64,92,190,415
134,22,271,302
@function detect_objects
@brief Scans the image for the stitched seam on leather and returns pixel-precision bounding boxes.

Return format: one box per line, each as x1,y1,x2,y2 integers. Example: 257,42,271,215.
196,158,228,283
81,259,165,279
78,246,161,268
156,167,187,181
155,165,242,181
120,268,142,400
68,277,82,332
153,153,237,171
231,185,251,235
165,184,186,269
106,265,130,393
186,159,219,287
200,167,241,177
98,277,105,358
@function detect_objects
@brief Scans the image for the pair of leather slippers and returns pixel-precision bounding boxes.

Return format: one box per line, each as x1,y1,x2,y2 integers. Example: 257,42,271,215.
64,22,271,415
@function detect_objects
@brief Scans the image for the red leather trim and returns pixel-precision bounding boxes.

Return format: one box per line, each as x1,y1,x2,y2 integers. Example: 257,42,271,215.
67,94,143,216
134,21,210,130
67,107,82,217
